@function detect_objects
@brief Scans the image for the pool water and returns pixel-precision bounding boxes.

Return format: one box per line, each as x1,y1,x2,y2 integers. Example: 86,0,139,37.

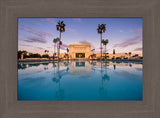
18,60,143,101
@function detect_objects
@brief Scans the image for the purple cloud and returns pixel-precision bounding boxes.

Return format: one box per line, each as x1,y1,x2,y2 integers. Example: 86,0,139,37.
60,44,69,50
24,37,47,43
30,29,54,37
113,35,142,48
60,47,67,51
47,46,52,49
66,28,77,34
79,40,91,45
61,44,69,48
79,40,95,49
133,47,142,51
19,24,54,38
36,47,44,50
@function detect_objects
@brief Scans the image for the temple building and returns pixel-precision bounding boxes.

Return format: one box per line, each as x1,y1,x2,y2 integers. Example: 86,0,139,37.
69,44,91,59
59,44,131,59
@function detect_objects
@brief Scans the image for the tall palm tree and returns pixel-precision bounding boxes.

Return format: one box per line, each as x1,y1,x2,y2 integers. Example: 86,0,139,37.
56,21,65,59
102,39,109,59
97,24,106,59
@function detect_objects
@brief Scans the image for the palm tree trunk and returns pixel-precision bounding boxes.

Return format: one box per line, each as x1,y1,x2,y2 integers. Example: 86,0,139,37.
105,45,106,59
100,33,102,59
58,31,61,60
54,43,56,57
56,43,58,57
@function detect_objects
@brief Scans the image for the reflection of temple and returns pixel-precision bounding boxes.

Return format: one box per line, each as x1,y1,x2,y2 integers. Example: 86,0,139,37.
69,61,91,75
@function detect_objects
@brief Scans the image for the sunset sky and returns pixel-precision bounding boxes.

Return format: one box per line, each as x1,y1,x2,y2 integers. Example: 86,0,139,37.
18,18,143,56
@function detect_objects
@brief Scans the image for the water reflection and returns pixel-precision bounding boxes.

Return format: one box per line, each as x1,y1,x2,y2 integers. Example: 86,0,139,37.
18,62,46,70
51,61,111,99
99,61,110,98
41,63,49,66
76,62,85,67
28,63,41,67
113,65,116,70
18,63,27,70
44,67,48,70
64,61,69,67
135,68,142,71
18,60,142,70
18,60,143,100
69,61,91,76
52,62,65,100
129,64,132,67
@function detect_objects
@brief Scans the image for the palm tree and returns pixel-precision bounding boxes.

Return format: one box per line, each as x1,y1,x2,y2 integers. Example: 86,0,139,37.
102,39,109,59
44,50,49,53
66,48,69,59
90,49,95,60
91,49,95,52
97,24,106,59
56,21,65,59
18,50,28,59
67,48,69,54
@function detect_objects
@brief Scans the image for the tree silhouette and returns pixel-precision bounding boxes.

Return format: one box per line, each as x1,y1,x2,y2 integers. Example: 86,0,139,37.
97,24,106,59
56,21,65,59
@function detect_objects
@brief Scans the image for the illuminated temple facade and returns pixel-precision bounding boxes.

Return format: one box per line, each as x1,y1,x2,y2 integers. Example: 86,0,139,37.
69,44,91,59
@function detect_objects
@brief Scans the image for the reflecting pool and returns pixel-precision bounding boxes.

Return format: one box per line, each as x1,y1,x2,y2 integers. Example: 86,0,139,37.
18,60,143,100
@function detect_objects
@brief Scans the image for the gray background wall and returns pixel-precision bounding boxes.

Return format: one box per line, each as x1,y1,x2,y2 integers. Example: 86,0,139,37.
0,0,160,118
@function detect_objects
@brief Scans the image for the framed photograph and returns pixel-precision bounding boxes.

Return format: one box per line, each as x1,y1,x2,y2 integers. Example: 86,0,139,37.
17,18,143,101
0,0,160,118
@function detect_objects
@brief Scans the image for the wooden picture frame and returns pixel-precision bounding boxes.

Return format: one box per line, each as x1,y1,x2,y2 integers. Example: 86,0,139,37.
0,0,160,117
